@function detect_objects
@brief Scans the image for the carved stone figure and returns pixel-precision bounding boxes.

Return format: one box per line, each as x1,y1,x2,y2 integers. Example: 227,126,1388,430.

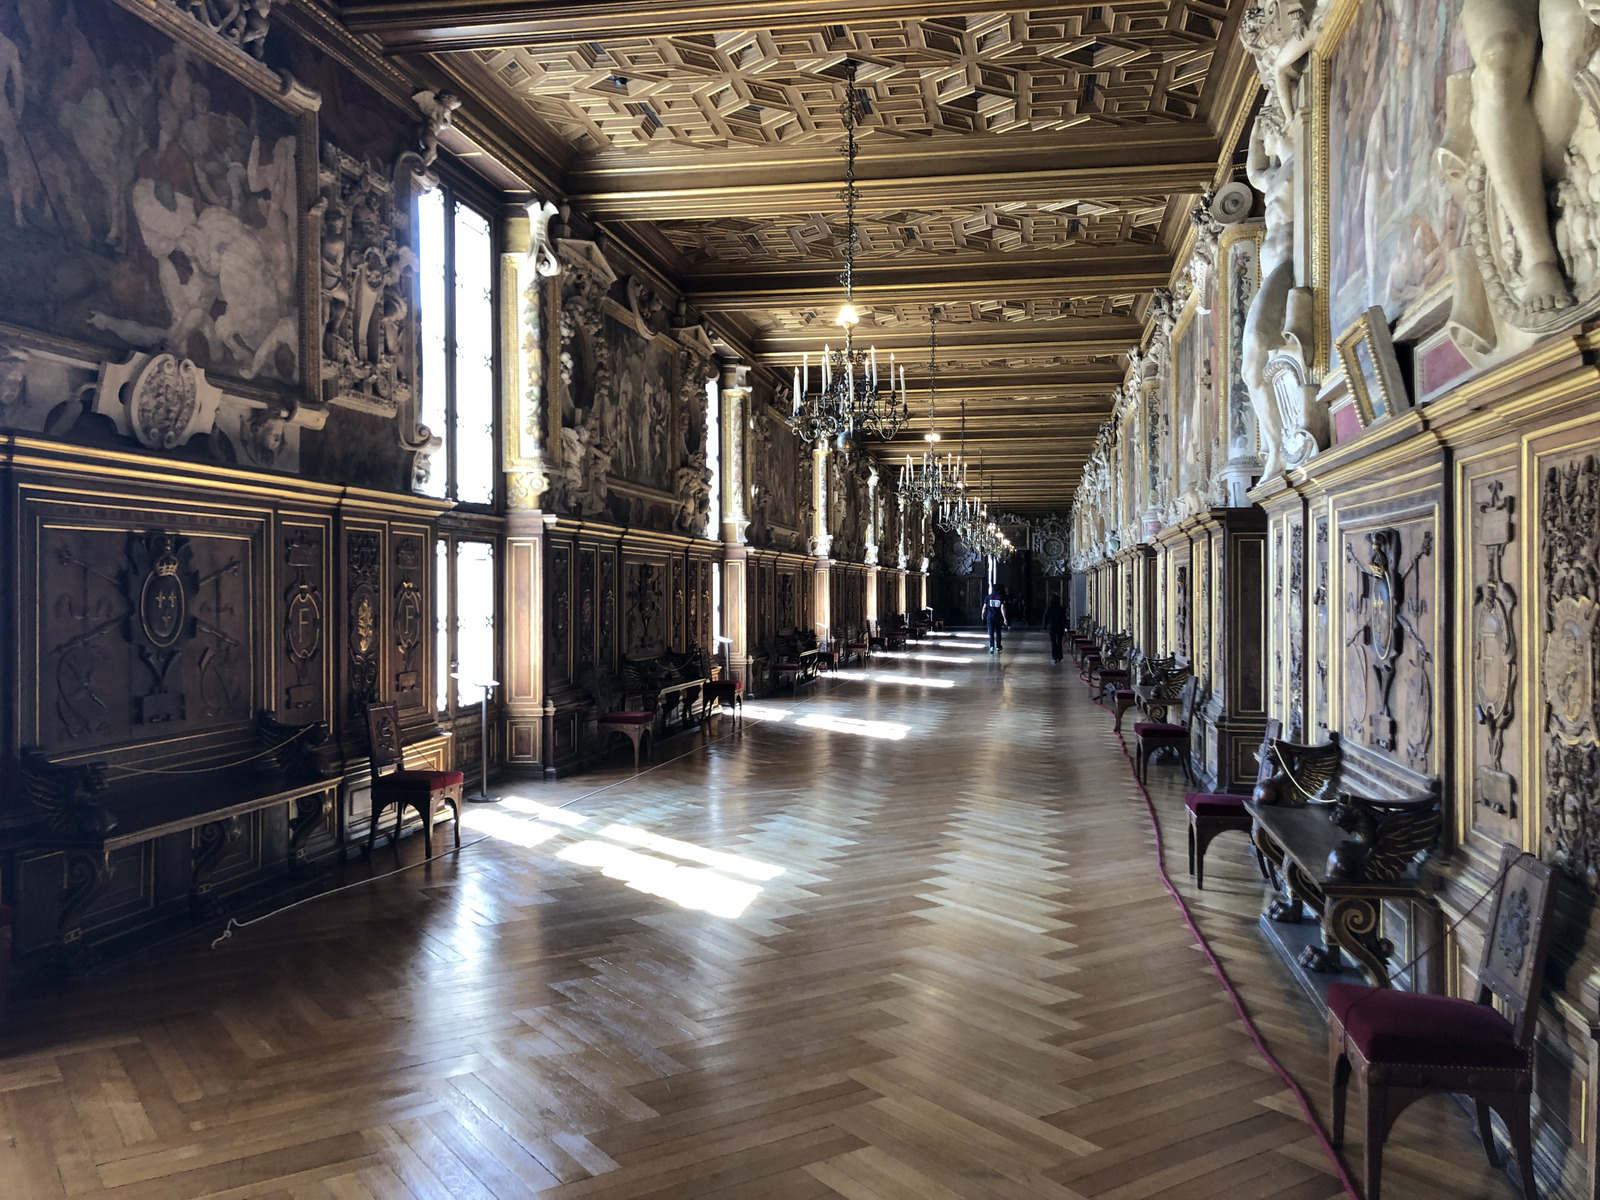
412,91,461,176
674,450,712,535
1439,4,1600,351
1238,1,1322,481
174,0,275,61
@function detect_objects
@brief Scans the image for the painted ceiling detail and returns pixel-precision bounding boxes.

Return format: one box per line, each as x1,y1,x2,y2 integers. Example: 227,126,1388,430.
471,6,1229,152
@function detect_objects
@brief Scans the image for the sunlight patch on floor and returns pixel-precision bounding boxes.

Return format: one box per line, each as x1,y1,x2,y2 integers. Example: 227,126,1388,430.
558,840,762,918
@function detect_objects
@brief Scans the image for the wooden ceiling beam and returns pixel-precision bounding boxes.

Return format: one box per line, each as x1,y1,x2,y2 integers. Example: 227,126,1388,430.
686,258,1172,311
339,0,1039,52
575,160,1214,220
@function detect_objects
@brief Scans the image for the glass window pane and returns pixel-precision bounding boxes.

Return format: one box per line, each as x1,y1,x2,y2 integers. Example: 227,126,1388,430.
454,204,496,506
416,189,449,499
435,537,450,713
455,540,496,708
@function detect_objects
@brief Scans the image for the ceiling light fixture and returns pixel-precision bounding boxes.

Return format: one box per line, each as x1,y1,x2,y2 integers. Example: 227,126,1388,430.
791,60,908,446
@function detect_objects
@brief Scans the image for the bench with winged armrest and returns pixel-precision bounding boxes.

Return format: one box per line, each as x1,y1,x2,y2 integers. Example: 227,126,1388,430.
6,713,340,957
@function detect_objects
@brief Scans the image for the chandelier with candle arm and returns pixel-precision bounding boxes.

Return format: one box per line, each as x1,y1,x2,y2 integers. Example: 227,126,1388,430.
899,307,952,507
790,61,909,445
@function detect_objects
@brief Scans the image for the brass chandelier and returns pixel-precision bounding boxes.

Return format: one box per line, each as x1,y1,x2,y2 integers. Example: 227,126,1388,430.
790,60,909,445
900,307,953,506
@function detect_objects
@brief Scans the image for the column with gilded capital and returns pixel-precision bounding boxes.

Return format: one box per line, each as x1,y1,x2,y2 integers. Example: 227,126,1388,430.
501,201,559,769
811,444,833,646
719,363,752,685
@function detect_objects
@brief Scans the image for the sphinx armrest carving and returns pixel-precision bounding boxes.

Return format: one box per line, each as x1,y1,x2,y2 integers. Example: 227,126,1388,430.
17,748,115,840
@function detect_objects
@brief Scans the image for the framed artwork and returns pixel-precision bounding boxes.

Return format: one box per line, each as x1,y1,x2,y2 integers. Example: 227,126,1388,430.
1312,0,1471,371
0,0,321,408
1336,306,1409,429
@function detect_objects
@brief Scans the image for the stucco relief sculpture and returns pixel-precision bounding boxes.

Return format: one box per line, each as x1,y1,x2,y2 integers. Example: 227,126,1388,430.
1239,1,1323,481
173,0,275,60
1439,4,1600,355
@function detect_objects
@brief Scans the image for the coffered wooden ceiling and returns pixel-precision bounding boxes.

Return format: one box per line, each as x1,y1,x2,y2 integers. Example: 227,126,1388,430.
331,0,1257,513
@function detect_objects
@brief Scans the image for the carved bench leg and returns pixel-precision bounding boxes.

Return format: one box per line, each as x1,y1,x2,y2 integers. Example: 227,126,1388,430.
58,849,112,946
191,817,241,915
289,787,334,863
1326,897,1394,988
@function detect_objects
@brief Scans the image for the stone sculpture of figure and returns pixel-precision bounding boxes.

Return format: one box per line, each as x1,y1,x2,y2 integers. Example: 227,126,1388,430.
413,91,461,172
1241,103,1293,481
0,28,39,229
1460,0,1595,315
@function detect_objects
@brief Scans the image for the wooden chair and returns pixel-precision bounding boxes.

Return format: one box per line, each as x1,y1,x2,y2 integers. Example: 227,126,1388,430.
1133,676,1197,784
595,671,655,769
1183,719,1278,889
1329,845,1555,1200
364,702,463,858
702,678,743,725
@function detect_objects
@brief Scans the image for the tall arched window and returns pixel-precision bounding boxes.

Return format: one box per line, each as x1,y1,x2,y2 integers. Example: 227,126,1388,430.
416,186,496,506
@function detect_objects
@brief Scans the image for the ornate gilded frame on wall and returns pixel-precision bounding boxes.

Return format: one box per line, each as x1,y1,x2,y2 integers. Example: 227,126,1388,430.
111,0,323,419
1336,306,1409,429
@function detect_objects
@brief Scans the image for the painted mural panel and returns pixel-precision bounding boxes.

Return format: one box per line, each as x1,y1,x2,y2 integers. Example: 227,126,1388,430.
0,0,302,387
1325,0,1470,346
601,317,673,492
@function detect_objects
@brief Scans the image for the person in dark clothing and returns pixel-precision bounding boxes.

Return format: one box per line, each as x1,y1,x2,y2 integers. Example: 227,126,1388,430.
983,586,1008,652
1043,598,1067,663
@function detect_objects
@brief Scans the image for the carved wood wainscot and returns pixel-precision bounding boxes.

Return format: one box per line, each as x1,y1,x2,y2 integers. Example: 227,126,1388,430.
0,438,448,976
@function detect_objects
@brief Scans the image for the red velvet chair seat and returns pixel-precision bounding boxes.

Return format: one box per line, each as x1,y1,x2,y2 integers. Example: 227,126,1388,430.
601,712,655,725
1114,688,1135,699
1328,983,1525,1071
776,662,801,670
1097,668,1129,679
1133,721,1185,737
382,769,466,792
1184,793,1248,817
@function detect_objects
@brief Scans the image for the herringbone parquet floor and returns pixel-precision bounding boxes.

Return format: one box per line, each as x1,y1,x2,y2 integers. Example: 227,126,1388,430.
0,632,1519,1199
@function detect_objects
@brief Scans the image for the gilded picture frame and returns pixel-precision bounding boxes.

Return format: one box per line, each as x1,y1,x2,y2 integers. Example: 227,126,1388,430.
1335,306,1409,429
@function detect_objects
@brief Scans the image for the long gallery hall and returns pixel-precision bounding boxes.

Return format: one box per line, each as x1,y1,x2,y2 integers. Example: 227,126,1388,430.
1,1,1598,1198
0,639,1513,1199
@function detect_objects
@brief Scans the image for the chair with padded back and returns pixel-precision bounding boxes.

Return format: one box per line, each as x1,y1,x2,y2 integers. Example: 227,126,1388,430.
364,702,464,858
595,670,655,769
1087,632,1133,699
1183,718,1278,889
1133,675,1197,784
1329,844,1555,1200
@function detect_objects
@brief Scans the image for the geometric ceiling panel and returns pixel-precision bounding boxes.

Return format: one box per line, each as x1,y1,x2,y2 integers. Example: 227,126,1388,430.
469,5,1229,152
662,199,1169,265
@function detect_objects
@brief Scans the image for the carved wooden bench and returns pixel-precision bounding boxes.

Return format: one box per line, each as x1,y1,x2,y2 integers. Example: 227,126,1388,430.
7,713,338,957
773,631,821,691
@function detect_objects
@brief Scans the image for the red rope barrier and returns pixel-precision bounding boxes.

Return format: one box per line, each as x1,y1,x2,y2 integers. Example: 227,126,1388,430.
1092,691,1361,1200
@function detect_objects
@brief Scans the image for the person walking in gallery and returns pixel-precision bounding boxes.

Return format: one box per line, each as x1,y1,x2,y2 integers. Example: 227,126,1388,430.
984,585,1009,653
1043,596,1067,664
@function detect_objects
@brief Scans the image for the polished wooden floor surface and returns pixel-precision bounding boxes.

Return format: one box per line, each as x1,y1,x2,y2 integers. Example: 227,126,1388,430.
1,632,1518,1199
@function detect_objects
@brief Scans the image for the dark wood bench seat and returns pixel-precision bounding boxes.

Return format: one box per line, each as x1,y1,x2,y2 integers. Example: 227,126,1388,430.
6,715,340,956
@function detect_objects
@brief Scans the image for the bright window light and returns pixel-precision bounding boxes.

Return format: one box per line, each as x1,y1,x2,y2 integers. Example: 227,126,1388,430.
599,824,784,881
739,703,791,722
499,797,589,826
558,841,762,918
459,809,563,848
873,651,975,664
794,713,911,740
871,673,955,689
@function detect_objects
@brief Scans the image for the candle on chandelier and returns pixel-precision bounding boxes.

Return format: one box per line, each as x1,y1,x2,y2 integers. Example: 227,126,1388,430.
803,353,809,397
793,366,800,414
823,346,831,390
870,346,878,389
